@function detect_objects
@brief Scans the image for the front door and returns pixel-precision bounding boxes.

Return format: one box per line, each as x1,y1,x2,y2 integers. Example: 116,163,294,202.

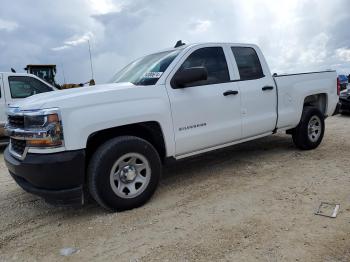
166,45,242,156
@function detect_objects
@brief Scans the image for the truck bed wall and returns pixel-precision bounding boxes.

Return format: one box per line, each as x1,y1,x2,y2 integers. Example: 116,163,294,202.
274,71,338,130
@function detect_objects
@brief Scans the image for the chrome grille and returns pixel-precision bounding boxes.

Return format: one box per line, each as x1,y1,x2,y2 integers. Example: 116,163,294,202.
10,138,26,156
8,115,24,129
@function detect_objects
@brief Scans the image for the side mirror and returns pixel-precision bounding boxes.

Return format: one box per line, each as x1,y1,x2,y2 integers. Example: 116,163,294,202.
171,67,208,89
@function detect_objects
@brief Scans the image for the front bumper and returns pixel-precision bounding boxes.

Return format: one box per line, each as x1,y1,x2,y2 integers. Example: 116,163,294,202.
4,147,85,206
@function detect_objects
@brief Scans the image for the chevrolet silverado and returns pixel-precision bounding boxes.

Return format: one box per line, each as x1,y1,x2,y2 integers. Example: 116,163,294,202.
4,43,339,211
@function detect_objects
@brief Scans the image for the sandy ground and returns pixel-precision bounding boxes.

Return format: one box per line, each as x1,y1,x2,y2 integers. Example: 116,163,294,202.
0,115,349,261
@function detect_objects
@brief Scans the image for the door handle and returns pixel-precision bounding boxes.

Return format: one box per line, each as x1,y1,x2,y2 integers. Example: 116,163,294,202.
262,86,274,91
223,90,239,96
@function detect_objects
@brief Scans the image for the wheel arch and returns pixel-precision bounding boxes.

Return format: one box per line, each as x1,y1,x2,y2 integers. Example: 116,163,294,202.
86,121,167,164
303,93,328,116
286,93,327,135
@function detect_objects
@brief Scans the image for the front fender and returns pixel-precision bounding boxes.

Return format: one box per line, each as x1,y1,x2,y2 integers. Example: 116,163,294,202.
61,98,175,157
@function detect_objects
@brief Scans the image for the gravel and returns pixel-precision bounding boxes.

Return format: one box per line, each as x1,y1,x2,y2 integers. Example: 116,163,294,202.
0,115,349,261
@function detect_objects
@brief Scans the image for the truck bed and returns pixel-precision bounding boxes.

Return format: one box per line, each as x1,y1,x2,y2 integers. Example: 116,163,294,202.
274,70,338,130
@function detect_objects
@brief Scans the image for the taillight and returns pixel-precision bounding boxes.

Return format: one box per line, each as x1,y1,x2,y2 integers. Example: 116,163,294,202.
337,77,340,96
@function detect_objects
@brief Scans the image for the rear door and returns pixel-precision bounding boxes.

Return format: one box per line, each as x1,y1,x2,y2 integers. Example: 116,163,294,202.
230,46,277,138
166,45,242,156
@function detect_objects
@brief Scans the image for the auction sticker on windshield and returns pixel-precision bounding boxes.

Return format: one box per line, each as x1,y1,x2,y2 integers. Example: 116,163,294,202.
143,72,163,78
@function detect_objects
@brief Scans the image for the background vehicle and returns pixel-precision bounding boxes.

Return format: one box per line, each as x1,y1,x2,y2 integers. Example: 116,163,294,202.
338,74,348,91
4,42,339,211
0,72,55,142
339,86,350,114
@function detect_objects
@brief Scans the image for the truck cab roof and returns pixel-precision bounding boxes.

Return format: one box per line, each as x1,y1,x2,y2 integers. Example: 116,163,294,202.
161,42,259,52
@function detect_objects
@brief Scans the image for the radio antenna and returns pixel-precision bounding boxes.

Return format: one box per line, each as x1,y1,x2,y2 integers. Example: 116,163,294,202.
61,62,66,84
88,39,94,80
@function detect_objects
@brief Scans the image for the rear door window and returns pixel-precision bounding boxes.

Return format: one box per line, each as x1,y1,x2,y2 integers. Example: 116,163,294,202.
8,76,53,98
231,47,264,80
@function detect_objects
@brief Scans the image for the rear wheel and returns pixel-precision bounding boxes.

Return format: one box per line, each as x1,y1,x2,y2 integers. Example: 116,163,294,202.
88,136,161,211
292,107,325,150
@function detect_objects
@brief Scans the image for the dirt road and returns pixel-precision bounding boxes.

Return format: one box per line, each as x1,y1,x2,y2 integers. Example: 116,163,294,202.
0,115,349,261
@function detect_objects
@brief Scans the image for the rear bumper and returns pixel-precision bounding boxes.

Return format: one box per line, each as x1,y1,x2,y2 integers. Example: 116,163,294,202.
4,147,85,206
333,102,340,115
339,98,350,112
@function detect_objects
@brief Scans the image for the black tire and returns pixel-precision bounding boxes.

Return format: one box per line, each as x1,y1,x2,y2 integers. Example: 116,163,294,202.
292,107,325,150
88,136,161,211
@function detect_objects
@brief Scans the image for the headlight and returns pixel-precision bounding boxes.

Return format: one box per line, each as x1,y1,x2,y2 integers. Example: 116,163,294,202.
6,107,64,149
25,113,64,147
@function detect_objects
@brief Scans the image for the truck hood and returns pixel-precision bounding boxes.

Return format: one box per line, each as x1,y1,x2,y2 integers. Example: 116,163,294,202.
11,82,143,110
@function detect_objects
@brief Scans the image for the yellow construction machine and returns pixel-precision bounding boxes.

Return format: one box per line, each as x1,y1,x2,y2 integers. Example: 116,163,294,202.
25,64,95,89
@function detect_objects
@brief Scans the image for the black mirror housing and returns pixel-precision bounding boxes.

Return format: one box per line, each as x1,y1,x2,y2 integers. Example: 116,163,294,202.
171,67,208,89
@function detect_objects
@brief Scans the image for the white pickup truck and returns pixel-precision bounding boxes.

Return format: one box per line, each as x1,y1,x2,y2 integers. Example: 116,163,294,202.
4,43,339,211
0,72,55,139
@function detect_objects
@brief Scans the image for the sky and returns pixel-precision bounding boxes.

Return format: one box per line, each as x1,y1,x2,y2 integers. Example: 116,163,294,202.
0,0,349,84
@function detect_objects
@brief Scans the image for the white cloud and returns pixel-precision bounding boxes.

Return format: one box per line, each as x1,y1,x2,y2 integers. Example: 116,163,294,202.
336,48,350,62
189,19,212,34
88,0,122,14
298,33,329,64
52,32,93,51
51,45,70,51
65,32,93,46
0,18,18,32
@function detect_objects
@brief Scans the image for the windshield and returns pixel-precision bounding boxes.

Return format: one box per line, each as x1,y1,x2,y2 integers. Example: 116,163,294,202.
110,49,182,86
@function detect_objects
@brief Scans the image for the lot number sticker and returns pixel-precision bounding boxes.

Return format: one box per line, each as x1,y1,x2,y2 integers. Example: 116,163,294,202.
143,72,163,78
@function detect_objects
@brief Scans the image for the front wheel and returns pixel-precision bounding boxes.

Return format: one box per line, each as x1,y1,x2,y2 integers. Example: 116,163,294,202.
88,136,161,211
292,107,325,150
